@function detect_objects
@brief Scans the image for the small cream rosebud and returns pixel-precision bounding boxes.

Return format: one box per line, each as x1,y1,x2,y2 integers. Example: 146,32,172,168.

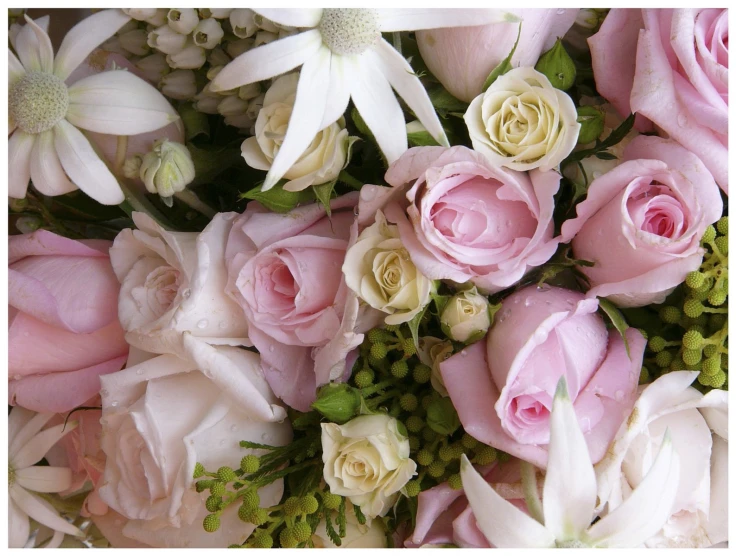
122,155,143,179
194,94,220,115
166,43,206,69
167,8,199,34
135,53,170,83
253,13,279,33
230,9,258,39
119,29,151,56
148,25,188,55
100,36,129,57
139,140,195,199
193,18,224,49
160,69,198,100
206,65,223,82
440,288,492,343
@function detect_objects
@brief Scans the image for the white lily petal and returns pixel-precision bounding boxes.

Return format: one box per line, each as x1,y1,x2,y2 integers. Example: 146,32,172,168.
16,466,73,493
30,130,77,196
9,49,25,85
212,29,322,92
9,410,54,456
320,54,352,129
12,421,78,469
9,497,31,548
543,378,597,541
460,455,556,548
10,485,83,537
67,70,179,135
586,429,680,548
252,8,323,28
10,15,49,52
263,47,331,190
54,9,132,80
350,55,407,164
22,15,54,72
14,16,50,72
8,130,35,199
371,39,448,146
377,8,519,32
54,120,124,205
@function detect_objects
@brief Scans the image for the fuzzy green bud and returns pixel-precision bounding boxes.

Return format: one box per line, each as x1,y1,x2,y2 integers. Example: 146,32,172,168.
716,216,728,235
354,369,374,388
448,473,463,490
300,495,319,515
682,330,705,350
140,139,195,199
699,370,726,388
427,460,446,478
390,360,409,379
404,480,421,497
209,481,226,496
400,393,419,412
289,521,312,543
409,435,421,452
368,328,393,344
283,496,302,517
195,479,214,493
402,338,418,356
247,508,269,526
426,398,461,436
685,271,706,289
683,299,705,318
655,350,673,368
682,348,703,366
639,366,650,385
701,355,721,376
474,445,498,466
535,39,576,91
576,105,605,144
206,495,222,512
406,416,424,433
413,364,432,384
311,383,362,424
417,449,435,466
240,455,260,474
704,344,719,358
203,513,221,532
708,289,727,306
251,532,273,549
648,336,667,353
193,462,206,478
322,493,342,510
217,466,236,483
241,489,260,513
279,529,297,548
422,427,437,442
461,433,478,450
370,342,388,360
709,313,728,332
659,306,682,324
714,236,728,255
702,225,717,244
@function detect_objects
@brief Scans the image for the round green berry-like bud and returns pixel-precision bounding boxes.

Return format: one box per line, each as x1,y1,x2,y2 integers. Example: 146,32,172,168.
402,338,417,356
368,328,389,344
669,355,686,372
448,473,463,490
682,348,703,366
704,344,719,358
421,395,434,410
685,271,706,289
248,508,269,526
637,328,648,340
639,366,650,385
474,445,498,465
206,495,222,512
193,462,206,478
290,521,312,543
354,369,374,388
390,359,409,378
322,492,342,510
300,495,319,515
400,393,419,412
682,329,704,350
413,364,432,384
691,287,712,302
203,513,221,532
438,445,455,462
702,225,716,244
385,324,399,332
210,481,226,496
714,236,728,255
461,433,478,450
655,350,674,368
659,305,682,324
648,336,667,353
240,455,260,474
716,216,728,235
252,532,274,549
404,480,421,497
217,466,236,483
683,299,704,318
417,449,434,466
422,427,437,442
709,313,727,332
370,342,388,360
701,355,721,376
406,416,424,433
283,496,301,516
241,489,260,512
409,435,421,451
708,289,727,306
427,461,446,478
195,479,214,493
279,529,297,548
700,369,727,388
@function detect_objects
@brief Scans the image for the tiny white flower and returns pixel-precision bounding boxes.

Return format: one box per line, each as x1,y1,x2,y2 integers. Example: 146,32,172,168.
166,42,206,69
166,8,199,35
159,69,197,100
193,18,224,50
147,24,188,55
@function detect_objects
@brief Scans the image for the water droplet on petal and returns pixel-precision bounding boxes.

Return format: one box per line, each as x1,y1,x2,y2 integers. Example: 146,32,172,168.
219,439,226,446
614,390,625,402
556,8,566,14
537,284,551,292
362,187,376,201
269,345,275,352
111,401,118,407
197,319,209,329
136,368,144,376
677,113,688,127
230,424,238,432
12,374,21,381
182,288,192,299
524,297,534,307
460,350,468,357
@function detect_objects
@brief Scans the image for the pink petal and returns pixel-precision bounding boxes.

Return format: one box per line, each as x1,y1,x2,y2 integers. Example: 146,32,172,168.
9,229,110,263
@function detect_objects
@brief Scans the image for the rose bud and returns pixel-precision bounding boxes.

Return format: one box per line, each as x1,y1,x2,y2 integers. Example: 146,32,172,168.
440,288,493,343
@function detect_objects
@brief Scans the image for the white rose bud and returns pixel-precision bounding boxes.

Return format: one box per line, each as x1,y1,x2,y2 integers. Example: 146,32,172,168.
166,42,206,69
226,38,255,59
159,69,197,100
440,288,492,343
321,414,417,518
148,24,188,55
118,29,150,56
135,53,170,83
417,336,454,397
139,139,196,199
465,67,581,172
225,114,255,130
343,210,433,325
230,9,258,39
193,18,224,49
167,8,199,35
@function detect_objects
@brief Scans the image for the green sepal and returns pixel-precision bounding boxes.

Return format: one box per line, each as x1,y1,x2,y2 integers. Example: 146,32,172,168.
598,298,632,359
482,22,522,92
240,181,315,213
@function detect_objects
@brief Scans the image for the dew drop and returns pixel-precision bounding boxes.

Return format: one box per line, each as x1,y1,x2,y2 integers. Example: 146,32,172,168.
219,439,226,446
362,187,376,201
353,206,360,216
460,350,468,357
111,401,119,407
136,368,144,376
269,345,275,352
298,261,308,272
218,320,227,329
524,297,534,307
230,424,238,432
197,319,209,329
677,113,688,127
12,374,21,381
614,390,625,402
556,9,566,15
22,332,29,338
182,288,192,299
296,247,304,252
592,171,602,179
537,284,550,292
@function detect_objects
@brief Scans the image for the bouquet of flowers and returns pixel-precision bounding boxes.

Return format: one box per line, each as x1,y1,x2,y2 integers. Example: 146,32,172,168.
7,7,728,549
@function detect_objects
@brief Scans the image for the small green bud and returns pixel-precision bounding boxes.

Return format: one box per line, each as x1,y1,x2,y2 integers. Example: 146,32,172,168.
193,462,205,478
716,216,728,235
448,473,463,490
535,38,576,91
701,355,721,376
427,460,446,478
417,449,435,466
311,383,362,424
639,366,650,385
300,495,319,515
15,215,42,234
699,370,726,389
655,350,674,368
217,466,236,483
426,398,461,436
385,324,399,332
205,495,222,512
370,342,388,360
240,455,260,474
659,306,682,324
140,139,195,199
685,271,706,289
708,289,727,306
368,328,392,344
413,364,432,384
422,427,437,442
209,481,226,496
406,416,424,433
682,330,704,350
648,336,667,353
702,225,717,244
279,529,297,548
404,480,421,497
683,299,704,318
283,496,302,517
438,445,457,462
402,338,417,356
241,489,260,513
714,236,728,255
195,479,213,493
669,355,686,372
692,286,712,302
203,513,221,533
704,344,719,358
474,445,498,466
8,197,28,212
682,348,703,366
408,435,421,451
247,508,269,526
461,433,478,450
576,105,605,144
709,313,728,332
251,532,273,549
322,492,342,510
400,393,419,412
290,521,312,543
354,369,374,388
390,360,409,378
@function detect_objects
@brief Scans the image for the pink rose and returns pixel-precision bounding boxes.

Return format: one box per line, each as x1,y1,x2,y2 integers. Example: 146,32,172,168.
441,285,644,469
416,9,579,102
225,193,380,411
9,231,129,413
383,146,561,293
561,136,722,308
590,9,728,193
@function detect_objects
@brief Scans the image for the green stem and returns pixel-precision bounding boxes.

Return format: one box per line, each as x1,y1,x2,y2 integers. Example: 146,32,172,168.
114,135,129,174
520,461,544,525
338,170,364,190
174,189,216,218
118,179,173,229
367,389,401,408
361,378,398,397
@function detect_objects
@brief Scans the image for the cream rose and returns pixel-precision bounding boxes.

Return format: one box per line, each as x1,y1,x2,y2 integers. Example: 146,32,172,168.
242,73,352,192
96,338,291,547
417,336,454,397
321,414,417,518
343,210,433,325
110,212,249,354
439,288,492,343
465,67,580,171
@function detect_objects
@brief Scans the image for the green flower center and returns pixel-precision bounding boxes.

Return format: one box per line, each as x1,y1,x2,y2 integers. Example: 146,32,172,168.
9,71,69,134
318,8,380,56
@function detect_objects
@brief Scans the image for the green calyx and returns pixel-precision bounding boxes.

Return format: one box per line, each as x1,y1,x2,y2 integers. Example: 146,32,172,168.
535,38,577,91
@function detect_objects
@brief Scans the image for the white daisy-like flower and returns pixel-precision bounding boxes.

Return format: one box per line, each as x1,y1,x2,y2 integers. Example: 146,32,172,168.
211,8,518,190
8,11,180,205
8,407,82,549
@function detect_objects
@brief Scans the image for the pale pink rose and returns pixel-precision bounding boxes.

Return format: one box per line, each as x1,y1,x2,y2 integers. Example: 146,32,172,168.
382,146,561,293
416,9,579,102
441,285,644,469
225,193,381,411
589,9,728,193
561,136,722,308
9,231,129,413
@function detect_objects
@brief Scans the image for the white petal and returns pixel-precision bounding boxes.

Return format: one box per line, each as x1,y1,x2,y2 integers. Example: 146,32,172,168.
54,9,132,80
211,29,322,92
43,530,66,549
252,8,323,28
10,485,83,538
350,55,407,164
263,47,332,190
67,70,179,134
8,130,35,199
320,53,352,128
16,466,73,493
12,421,77,469
586,429,680,548
30,130,77,196
371,39,448,146
378,8,519,31
460,455,556,548
543,378,597,541
53,120,124,205
14,15,53,72
704,435,728,545
9,49,25,85
10,15,49,52
9,497,31,548
9,411,54,457
8,407,39,449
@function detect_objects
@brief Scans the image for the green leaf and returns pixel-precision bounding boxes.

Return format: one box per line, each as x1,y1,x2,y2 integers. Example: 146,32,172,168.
595,151,618,160
241,181,314,213
565,113,635,165
407,303,429,351
324,511,342,547
313,178,337,216
431,292,451,316
179,102,210,141
408,130,441,147
337,496,347,537
187,142,242,187
482,21,522,91
427,86,467,114
353,504,367,525
598,298,632,359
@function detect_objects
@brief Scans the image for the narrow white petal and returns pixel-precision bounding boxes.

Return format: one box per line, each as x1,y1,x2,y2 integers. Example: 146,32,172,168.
586,430,680,548
16,466,73,493
9,49,25,85
320,54,352,129
543,378,597,541
350,55,407,164
30,130,77,196
9,411,54,457
252,8,323,28
8,407,38,449
12,421,77,469
460,455,556,548
14,16,53,72
9,497,31,548
8,130,35,199
10,15,49,52
263,47,331,190
43,530,66,549
378,8,519,31
54,9,132,80
67,70,179,134
371,39,448,146
10,485,83,538
24,15,54,72
54,120,124,205
211,29,322,92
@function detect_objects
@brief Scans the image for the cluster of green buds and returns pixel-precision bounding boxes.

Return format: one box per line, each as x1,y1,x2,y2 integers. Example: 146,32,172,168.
642,218,728,390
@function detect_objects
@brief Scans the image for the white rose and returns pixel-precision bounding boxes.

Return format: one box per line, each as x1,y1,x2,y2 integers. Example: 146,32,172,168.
110,212,249,354
439,288,492,343
321,414,417,518
97,339,291,547
417,336,454,397
242,73,352,192
343,210,433,325
465,67,580,172
312,504,387,548
595,371,728,548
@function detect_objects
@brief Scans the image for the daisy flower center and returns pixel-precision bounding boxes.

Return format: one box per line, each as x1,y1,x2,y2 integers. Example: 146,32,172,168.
9,71,70,134
318,8,380,56
9,463,16,486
